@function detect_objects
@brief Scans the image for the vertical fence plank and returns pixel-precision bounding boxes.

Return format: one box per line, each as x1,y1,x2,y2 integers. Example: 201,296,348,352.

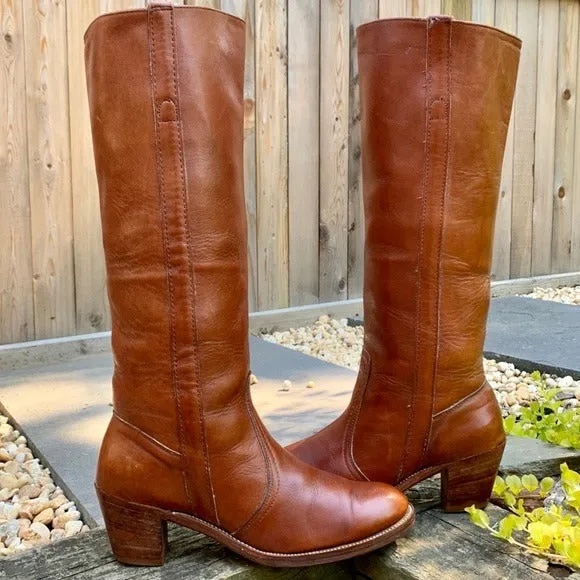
67,0,109,335
256,0,288,309
552,0,579,273
510,0,539,278
222,0,258,311
572,3,580,270
0,0,34,344
492,0,517,280
347,0,378,299
107,0,146,10
472,0,495,24
288,0,319,306
441,0,472,19
243,0,258,312
408,0,442,16
320,0,350,302
531,0,558,275
24,0,75,340
379,0,407,17
185,0,218,6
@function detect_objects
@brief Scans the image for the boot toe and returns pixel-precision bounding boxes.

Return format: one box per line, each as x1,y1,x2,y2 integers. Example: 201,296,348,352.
236,447,411,554
349,480,410,536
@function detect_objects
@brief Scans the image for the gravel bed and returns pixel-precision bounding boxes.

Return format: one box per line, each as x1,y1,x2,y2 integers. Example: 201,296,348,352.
524,285,580,305
0,415,89,557
262,316,580,418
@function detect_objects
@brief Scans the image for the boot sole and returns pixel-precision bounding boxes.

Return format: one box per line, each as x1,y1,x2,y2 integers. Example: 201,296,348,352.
96,486,415,567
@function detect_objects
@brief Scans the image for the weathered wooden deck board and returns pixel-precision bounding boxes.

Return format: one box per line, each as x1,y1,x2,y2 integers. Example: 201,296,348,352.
356,506,554,579
0,525,350,580
0,505,560,580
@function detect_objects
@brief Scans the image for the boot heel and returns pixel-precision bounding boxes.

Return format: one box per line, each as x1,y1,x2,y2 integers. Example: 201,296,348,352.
97,488,168,566
441,442,505,512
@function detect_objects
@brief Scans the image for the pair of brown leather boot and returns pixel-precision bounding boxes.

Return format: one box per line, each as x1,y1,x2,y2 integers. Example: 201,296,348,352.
85,3,521,568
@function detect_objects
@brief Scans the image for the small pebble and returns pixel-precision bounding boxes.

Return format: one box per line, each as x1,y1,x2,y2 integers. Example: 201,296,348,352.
524,285,580,306
29,522,50,542
33,508,54,526
64,520,83,537
0,413,87,557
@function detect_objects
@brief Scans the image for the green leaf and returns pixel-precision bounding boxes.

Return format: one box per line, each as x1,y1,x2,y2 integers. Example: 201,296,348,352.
566,489,580,513
527,522,554,550
494,516,515,540
506,475,523,496
504,491,516,507
503,415,515,434
539,477,554,497
465,506,490,529
561,463,580,487
515,499,526,516
522,474,538,492
493,476,507,496
530,370,542,382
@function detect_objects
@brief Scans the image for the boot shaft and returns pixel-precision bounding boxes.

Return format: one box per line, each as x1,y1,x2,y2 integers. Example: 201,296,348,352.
358,17,520,409
86,5,258,524
355,16,520,479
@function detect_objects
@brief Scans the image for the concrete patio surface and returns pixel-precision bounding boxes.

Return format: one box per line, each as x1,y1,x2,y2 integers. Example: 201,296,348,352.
485,297,580,378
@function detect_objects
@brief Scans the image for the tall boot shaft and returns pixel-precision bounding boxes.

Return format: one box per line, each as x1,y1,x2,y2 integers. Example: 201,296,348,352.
86,4,412,565
86,5,253,524
289,17,521,500
356,17,521,480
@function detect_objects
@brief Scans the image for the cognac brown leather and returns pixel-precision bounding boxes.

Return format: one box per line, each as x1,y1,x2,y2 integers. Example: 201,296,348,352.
85,3,412,566
290,17,521,495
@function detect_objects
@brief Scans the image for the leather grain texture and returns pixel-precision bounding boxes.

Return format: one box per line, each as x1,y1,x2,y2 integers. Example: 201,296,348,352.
85,3,410,557
289,17,521,488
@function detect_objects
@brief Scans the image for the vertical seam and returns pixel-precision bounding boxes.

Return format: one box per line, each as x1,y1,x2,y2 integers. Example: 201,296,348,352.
165,6,219,525
399,18,431,484
344,348,372,481
231,379,275,536
422,19,452,464
148,7,193,511
234,387,281,538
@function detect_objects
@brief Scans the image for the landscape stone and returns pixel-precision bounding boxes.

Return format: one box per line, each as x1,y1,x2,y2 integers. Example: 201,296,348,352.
500,435,580,478
485,297,580,379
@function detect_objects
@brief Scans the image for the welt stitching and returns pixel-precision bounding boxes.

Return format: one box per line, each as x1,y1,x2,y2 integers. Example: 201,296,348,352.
399,19,431,484
148,6,193,511
98,484,414,558
165,5,219,526
232,382,274,537
422,18,452,465
344,349,371,481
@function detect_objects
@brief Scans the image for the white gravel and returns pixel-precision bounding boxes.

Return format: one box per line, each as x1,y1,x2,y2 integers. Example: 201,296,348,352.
524,285,580,305
0,415,89,557
262,316,580,418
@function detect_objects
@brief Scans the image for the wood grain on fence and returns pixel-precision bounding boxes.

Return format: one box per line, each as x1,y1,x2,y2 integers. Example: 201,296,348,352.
0,0,33,344
1,0,579,343
288,0,319,306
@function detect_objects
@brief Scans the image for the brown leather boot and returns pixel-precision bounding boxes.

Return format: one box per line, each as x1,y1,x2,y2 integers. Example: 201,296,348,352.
289,16,521,512
85,3,413,567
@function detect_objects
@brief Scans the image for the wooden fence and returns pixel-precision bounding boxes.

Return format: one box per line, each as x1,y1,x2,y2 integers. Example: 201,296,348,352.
1,0,579,344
